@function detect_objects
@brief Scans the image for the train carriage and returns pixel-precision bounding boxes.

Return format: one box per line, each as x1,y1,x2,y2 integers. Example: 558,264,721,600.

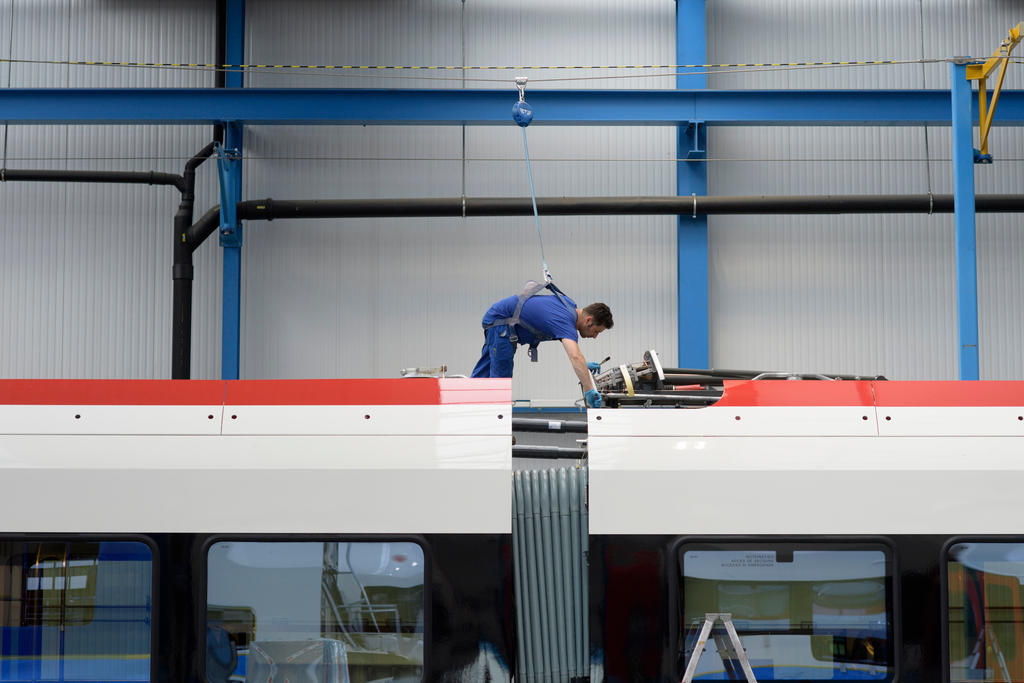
1,370,1023,682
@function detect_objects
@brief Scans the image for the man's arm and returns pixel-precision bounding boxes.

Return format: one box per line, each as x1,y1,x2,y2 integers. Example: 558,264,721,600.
561,338,596,393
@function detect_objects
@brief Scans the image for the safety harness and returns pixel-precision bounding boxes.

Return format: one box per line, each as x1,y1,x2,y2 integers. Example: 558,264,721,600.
485,279,577,362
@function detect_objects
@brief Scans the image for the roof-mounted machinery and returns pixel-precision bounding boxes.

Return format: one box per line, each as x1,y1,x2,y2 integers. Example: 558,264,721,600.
591,349,886,408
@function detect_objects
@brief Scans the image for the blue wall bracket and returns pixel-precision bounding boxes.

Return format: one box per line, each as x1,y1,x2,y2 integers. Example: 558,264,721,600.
217,123,244,381
216,138,243,248
683,120,707,159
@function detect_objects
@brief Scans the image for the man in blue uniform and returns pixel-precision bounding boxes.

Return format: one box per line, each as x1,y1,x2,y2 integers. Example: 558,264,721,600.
470,283,613,408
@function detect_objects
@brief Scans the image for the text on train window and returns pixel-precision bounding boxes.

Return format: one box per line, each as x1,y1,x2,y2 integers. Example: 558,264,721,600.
0,540,153,681
206,541,425,683
678,544,892,681
947,542,1024,683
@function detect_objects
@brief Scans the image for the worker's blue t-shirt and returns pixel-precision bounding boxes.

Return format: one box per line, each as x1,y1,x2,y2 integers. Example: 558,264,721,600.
482,293,578,346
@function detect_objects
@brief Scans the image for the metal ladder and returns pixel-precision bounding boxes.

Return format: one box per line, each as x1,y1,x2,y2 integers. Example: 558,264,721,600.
680,613,758,683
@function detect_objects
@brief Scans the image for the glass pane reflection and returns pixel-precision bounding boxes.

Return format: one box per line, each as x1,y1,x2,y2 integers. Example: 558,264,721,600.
680,546,891,681
948,542,1024,683
206,541,424,683
0,540,153,682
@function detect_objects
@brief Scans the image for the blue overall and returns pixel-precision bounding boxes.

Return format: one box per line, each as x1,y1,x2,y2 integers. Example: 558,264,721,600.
471,281,578,378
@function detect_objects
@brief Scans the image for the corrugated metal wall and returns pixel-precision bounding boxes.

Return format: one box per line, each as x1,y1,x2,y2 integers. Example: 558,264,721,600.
0,0,218,379
2,0,1023,392
707,0,1024,380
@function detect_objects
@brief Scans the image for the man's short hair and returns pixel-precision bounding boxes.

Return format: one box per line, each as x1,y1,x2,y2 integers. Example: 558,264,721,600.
583,302,613,329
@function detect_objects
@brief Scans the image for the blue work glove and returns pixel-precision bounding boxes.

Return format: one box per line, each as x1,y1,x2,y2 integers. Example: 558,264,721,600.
586,361,602,375
584,389,603,409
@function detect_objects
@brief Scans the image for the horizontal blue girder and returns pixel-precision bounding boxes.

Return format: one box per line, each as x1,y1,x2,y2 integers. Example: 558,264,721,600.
2,88,1024,125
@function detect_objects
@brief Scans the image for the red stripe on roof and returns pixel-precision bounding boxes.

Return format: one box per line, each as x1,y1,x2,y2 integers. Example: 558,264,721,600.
873,381,1024,407
0,378,512,406
0,380,226,405
225,378,512,405
715,380,875,407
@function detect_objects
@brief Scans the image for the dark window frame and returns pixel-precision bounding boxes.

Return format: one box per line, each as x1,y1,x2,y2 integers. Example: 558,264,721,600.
941,535,1024,683
199,533,432,683
668,535,899,683
0,533,158,683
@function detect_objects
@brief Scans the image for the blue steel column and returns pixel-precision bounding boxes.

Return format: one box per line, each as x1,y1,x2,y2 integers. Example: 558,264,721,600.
220,0,244,380
949,60,980,380
676,0,709,368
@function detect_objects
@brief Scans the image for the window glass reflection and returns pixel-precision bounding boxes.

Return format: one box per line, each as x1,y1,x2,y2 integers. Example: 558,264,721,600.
680,546,891,681
206,541,424,683
0,540,153,681
948,542,1024,683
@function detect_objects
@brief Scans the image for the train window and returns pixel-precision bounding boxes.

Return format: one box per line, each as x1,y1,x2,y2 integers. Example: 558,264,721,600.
947,542,1024,683
677,543,892,681
206,541,425,683
0,540,153,681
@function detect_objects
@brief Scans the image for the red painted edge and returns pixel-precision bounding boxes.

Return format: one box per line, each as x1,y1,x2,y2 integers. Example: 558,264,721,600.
715,379,1024,407
873,381,1024,407
225,378,513,405
715,380,875,407
0,380,226,405
0,378,513,406
8,378,1018,408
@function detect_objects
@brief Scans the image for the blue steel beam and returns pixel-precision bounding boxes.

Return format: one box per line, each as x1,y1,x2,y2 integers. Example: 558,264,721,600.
676,0,709,369
219,0,244,381
3,88,1024,125
949,61,980,380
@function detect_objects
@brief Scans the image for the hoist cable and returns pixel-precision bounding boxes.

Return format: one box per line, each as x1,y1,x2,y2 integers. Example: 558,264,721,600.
520,126,549,280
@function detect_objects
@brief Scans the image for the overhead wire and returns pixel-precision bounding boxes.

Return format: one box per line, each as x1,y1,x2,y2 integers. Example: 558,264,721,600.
0,55,970,86
0,155,1010,163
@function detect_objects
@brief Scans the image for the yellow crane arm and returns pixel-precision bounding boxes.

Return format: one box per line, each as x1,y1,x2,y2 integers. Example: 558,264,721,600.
965,23,1022,159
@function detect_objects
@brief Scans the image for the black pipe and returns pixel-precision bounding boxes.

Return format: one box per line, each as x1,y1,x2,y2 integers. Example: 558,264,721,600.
185,206,222,249
660,368,886,381
235,194,1024,219
661,374,736,385
171,142,217,380
1,168,185,193
512,445,587,459
603,392,720,405
511,417,588,434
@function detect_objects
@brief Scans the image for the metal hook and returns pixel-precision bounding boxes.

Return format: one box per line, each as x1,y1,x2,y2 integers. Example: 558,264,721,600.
515,76,528,102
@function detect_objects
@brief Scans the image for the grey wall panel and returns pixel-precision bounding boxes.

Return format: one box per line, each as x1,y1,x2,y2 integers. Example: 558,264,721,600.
706,0,1024,380
462,0,675,91
244,0,463,89
245,0,674,91
7,0,71,88
8,0,212,88
708,0,1024,90
0,0,216,379
0,181,69,377
0,125,218,379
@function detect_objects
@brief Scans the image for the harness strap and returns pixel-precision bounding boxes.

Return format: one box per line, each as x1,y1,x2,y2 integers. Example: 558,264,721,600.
545,280,576,316
484,279,577,362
